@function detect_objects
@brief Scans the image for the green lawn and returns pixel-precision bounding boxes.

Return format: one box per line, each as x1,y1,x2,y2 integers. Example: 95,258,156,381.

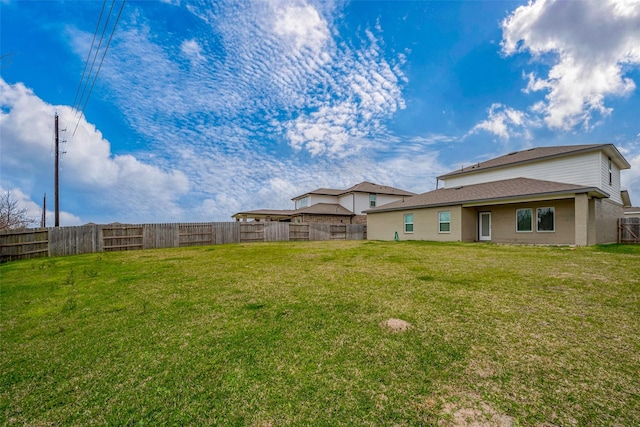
1,241,639,426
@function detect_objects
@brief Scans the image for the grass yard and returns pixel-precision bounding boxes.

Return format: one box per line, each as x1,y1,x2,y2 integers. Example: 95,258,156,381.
1,241,639,426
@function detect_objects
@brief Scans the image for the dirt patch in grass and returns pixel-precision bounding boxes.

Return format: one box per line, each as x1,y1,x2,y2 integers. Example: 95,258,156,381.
440,393,513,427
381,318,411,332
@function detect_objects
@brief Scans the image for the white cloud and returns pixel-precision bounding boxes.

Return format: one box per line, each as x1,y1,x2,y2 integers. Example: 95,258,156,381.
48,1,418,221
180,39,205,64
0,79,189,224
468,103,535,140
282,25,407,157
273,4,330,56
0,186,82,227
502,0,640,130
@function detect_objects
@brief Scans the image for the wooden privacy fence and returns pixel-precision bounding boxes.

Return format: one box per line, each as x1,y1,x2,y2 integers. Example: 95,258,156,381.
0,222,367,262
618,218,640,244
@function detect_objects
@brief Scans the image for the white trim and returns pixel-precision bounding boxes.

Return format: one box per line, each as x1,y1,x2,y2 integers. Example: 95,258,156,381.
438,210,451,233
404,213,414,233
479,212,491,241
515,208,533,233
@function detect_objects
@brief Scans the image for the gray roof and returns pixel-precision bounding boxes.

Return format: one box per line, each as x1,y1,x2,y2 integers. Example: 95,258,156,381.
232,203,354,219
232,209,295,218
292,181,415,200
438,144,631,179
366,178,609,213
342,181,416,196
293,203,354,216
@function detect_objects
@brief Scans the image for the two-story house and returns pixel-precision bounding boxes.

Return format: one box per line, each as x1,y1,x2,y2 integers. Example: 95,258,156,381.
233,181,415,224
366,144,631,245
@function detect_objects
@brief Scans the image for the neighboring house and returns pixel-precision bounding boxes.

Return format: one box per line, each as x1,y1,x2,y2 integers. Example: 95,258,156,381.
624,207,640,219
233,181,415,224
366,144,631,245
621,190,640,218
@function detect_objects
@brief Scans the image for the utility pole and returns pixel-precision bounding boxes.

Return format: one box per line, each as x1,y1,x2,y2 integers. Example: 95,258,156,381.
54,112,60,227
41,193,47,228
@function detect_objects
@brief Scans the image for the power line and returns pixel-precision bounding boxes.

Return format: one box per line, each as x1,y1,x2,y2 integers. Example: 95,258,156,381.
71,0,126,137
70,0,107,113
73,0,117,116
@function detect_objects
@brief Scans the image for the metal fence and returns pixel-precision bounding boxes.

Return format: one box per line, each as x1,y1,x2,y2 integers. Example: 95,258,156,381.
0,222,367,262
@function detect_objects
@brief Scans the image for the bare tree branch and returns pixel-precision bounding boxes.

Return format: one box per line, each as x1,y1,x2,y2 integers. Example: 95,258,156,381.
0,192,37,230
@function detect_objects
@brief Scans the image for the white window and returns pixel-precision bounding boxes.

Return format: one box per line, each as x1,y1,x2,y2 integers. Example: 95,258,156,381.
438,211,450,233
516,208,532,232
537,207,555,232
297,197,309,209
369,194,376,208
404,213,414,233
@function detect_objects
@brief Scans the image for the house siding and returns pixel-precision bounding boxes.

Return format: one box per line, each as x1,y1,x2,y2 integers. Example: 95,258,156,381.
598,152,623,204
307,195,341,207
367,206,463,241
444,151,602,190
369,200,578,244
353,193,371,215
339,193,410,215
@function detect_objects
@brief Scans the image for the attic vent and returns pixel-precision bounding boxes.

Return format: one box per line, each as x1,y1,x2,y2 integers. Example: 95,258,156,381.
527,148,536,151
455,186,464,190
508,151,517,155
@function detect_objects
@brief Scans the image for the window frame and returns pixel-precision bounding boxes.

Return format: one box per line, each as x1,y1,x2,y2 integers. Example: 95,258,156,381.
536,207,555,232
516,208,533,233
608,157,613,186
369,194,376,208
404,213,414,233
438,211,451,233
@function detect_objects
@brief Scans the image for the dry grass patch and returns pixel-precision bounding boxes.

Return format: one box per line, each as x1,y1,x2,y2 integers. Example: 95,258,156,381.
381,318,412,333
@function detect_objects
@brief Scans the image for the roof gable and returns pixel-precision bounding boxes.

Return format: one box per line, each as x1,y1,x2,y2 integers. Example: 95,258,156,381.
292,181,415,200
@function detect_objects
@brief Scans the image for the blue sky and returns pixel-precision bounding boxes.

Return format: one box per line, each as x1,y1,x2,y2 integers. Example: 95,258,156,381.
1,0,639,225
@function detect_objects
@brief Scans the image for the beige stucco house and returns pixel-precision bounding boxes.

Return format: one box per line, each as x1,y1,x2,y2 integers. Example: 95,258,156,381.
366,144,631,245
233,181,415,224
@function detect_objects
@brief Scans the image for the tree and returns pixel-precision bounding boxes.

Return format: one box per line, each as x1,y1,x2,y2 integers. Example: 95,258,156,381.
0,191,36,230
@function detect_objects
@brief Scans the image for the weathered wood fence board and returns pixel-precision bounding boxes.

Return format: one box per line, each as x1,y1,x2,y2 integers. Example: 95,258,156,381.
0,222,368,261
179,223,214,247
50,225,102,256
213,222,241,245
290,224,310,241
309,224,330,241
240,223,265,243
346,224,367,240
264,222,290,242
103,225,144,252
619,218,640,243
0,228,49,261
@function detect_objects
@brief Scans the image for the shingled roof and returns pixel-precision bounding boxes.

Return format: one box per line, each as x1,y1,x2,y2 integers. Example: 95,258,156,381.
232,203,356,220
365,177,609,213
438,144,630,179
293,181,415,200
293,203,354,216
